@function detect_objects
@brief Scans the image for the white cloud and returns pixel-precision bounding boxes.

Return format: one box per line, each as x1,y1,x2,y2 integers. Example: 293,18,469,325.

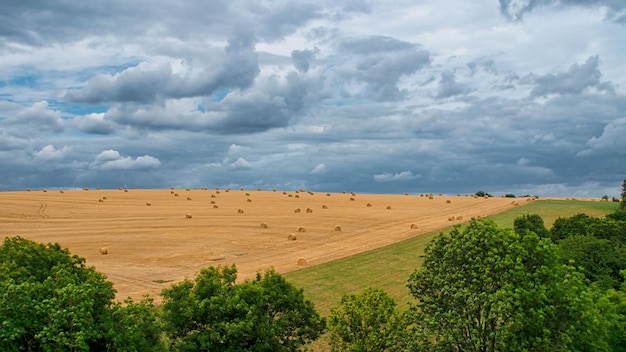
93,149,160,170
34,144,70,160
373,171,420,182
226,157,253,170
310,163,327,174
96,150,122,161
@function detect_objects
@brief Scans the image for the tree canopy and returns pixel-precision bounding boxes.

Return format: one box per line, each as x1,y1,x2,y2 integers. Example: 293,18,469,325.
161,264,325,351
328,287,405,351
0,236,163,351
407,218,619,351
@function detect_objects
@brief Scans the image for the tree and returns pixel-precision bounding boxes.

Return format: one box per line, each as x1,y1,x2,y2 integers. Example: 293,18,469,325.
621,176,626,210
0,236,164,351
513,213,550,239
161,264,325,351
328,287,405,351
558,235,626,289
407,219,616,351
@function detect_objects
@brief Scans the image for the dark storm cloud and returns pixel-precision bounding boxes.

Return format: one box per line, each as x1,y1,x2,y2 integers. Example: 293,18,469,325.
529,56,607,97
65,34,260,105
499,0,626,22
98,70,326,134
337,36,431,100
4,101,64,134
0,1,326,46
436,71,472,99
291,48,319,73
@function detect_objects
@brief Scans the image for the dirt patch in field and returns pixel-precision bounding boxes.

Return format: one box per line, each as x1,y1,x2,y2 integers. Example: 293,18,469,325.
0,189,526,302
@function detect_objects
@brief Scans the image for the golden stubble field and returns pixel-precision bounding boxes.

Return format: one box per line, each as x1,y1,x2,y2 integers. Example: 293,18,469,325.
0,188,527,302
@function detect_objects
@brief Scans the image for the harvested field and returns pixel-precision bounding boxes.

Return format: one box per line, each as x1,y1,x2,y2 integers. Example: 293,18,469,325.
0,189,524,302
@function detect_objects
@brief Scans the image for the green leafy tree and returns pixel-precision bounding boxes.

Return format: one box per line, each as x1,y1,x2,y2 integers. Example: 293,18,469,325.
559,235,626,289
551,213,626,244
407,219,616,351
108,296,167,351
513,213,550,239
621,176,626,210
161,264,325,351
0,236,164,351
328,287,405,351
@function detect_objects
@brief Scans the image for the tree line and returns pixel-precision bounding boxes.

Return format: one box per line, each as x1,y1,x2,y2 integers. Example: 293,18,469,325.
2,178,626,351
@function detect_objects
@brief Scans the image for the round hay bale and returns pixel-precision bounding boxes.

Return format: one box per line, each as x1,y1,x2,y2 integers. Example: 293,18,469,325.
428,196,434,200
213,205,219,208
297,258,307,266
334,225,342,231
283,191,287,195
238,209,244,214
211,194,216,198
326,193,331,196
124,189,128,193
288,234,297,241
456,216,463,220
186,213,192,219
349,197,355,201
410,224,418,229
210,200,215,204
185,188,190,191
174,193,179,197
99,247,108,255
245,192,250,196
102,196,107,200
215,190,220,194
98,199,104,203
247,199,252,202
170,190,175,194
306,208,313,213
448,216,455,221
187,197,192,200
366,203,372,207
294,208,301,213
322,205,328,209
59,190,64,193
297,226,306,233
260,222,268,229
43,189,47,192
350,192,356,196
386,205,392,210
446,200,452,204
288,194,293,198
295,194,300,198
146,202,152,206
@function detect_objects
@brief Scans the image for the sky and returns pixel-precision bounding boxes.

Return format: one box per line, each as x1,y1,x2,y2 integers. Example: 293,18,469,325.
1,0,625,197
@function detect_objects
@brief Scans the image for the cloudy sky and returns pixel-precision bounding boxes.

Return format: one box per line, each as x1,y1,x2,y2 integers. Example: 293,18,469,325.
1,0,625,197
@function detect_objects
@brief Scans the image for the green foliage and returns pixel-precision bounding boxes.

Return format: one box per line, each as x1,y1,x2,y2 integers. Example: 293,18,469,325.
407,219,617,351
0,236,163,352
475,191,492,197
108,296,167,351
559,235,626,290
0,236,115,351
328,287,405,351
161,264,325,351
513,213,550,238
551,213,626,243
